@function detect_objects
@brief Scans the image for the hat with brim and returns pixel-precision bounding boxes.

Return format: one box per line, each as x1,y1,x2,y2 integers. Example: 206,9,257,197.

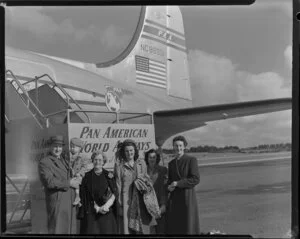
70,138,85,148
49,135,65,146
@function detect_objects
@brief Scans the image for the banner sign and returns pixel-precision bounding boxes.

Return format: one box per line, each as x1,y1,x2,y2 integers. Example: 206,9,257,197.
68,123,156,170
8,122,155,234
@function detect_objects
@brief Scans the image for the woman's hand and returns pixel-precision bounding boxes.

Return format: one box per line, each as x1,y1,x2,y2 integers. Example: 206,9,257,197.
94,201,100,213
160,204,166,214
98,206,108,214
94,202,108,214
167,181,177,192
102,204,110,213
135,178,149,193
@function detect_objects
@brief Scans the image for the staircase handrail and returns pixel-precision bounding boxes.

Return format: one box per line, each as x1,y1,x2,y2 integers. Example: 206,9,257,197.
43,109,69,119
6,70,48,128
34,74,91,123
6,70,30,107
68,109,152,124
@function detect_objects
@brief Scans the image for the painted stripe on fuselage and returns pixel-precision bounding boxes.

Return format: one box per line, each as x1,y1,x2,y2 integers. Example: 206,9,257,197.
145,19,185,38
143,24,186,48
141,29,186,51
141,34,187,53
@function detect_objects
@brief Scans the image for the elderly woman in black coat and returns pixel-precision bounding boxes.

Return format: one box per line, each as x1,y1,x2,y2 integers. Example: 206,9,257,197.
78,150,118,234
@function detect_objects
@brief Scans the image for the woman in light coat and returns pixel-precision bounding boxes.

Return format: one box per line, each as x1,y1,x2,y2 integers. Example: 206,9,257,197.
114,139,160,234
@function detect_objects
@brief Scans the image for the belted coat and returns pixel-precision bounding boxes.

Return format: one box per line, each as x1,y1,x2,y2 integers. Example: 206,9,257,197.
114,158,158,234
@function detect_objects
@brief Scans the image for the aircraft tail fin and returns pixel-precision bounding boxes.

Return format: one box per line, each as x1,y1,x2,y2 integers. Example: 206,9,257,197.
95,6,192,101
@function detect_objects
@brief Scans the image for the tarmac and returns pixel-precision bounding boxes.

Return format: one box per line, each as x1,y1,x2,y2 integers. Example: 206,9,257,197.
195,152,291,238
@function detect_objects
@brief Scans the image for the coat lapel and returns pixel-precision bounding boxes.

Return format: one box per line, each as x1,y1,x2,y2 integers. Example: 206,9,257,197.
48,154,68,176
135,160,140,177
179,154,189,177
85,171,94,200
135,159,144,179
61,156,70,172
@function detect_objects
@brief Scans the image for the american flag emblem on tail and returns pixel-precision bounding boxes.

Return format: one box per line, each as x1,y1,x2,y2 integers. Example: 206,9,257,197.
135,55,167,89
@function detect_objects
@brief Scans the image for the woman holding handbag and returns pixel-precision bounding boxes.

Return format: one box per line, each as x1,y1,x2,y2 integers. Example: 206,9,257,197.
78,150,118,234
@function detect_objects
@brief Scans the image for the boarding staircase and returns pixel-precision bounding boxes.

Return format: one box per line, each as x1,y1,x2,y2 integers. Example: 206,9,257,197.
4,69,91,233
5,70,91,128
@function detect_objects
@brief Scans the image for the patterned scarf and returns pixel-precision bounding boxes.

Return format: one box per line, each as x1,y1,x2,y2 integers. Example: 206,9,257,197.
128,184,143,232
128,175,161,233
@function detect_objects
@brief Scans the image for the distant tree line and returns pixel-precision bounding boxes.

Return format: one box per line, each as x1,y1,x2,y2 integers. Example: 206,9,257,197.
162,143,291,153
189,145,240,153
241,143,291,153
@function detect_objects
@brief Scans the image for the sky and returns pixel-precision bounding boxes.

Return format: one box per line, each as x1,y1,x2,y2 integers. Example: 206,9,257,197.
4,0,293,148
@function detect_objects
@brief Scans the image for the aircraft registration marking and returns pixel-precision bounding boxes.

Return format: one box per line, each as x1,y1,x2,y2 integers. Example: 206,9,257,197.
140,43,165,57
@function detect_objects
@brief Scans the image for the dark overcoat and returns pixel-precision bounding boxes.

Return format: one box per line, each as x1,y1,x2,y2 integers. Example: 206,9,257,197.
152,165,168,234
77,169,119,233
151,165,168,207
38,153,77,234
166,154,200,234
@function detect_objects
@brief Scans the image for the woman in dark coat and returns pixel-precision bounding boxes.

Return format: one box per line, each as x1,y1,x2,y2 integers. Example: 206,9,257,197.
166,135,200,235
145,149,168,234
78,150,118,234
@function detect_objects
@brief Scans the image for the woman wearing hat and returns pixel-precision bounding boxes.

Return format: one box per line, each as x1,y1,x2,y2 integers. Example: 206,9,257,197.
39,135,80,234
114,139,160,234
166,135,200,234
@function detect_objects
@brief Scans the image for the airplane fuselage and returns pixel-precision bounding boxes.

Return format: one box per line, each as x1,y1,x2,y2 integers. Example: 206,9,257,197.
5,46,192,118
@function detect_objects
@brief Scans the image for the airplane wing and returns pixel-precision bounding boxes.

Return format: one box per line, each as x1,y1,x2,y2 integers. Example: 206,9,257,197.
153,97,292,146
